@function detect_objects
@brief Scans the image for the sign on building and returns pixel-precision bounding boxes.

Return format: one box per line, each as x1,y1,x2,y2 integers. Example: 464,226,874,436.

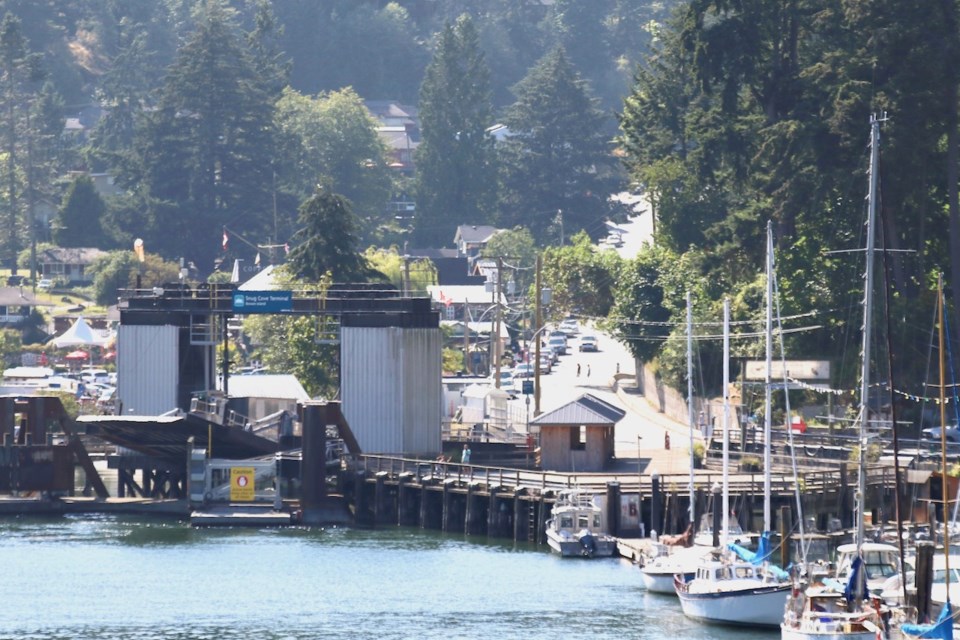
232,290,292,313
744,360,830,381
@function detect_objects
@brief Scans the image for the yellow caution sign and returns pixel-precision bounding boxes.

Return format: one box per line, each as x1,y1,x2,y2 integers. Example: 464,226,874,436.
230,467,255,502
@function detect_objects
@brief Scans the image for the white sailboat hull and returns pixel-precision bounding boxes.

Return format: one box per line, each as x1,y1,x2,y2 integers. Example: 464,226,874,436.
676,580,791,627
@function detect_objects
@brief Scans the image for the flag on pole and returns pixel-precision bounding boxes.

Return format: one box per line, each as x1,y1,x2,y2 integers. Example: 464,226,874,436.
222,228,228,251
284,242,290,255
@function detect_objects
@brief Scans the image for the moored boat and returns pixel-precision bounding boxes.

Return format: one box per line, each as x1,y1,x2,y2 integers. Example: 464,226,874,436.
674,559,792,627
544,489,617,558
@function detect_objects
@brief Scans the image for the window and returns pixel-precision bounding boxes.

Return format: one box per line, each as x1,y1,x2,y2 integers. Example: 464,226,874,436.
570,426,586,451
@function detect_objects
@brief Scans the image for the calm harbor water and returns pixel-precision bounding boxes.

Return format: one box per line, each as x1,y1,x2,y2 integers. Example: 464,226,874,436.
0,515,776,640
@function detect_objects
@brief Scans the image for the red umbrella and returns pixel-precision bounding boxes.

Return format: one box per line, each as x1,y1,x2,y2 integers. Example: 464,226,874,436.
102,350,116,360
65,349,89,360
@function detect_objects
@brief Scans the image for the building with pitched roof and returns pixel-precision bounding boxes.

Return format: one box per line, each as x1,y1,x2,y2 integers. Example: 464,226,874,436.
530,393,626,471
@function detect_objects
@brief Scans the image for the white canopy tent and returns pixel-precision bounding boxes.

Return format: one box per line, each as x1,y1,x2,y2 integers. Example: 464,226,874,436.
51,316,113,349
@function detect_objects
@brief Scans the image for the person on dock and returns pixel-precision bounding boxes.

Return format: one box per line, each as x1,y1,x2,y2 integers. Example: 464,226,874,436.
462,444,471,465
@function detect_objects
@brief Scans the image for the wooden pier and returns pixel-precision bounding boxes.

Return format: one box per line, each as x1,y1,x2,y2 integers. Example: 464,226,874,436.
340,454,904,543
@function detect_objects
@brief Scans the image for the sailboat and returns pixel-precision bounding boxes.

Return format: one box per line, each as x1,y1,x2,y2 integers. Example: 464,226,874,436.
640,291,713,593
902,275,956,639
781,114,899,640
674,295,792,627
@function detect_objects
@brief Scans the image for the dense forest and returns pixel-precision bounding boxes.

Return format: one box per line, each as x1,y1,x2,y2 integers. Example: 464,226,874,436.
1,0,958,408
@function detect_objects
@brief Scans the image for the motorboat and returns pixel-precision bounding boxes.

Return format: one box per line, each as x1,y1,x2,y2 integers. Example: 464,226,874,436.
639,543,710,594
545,489,617,558
834,542,904,604
674,557,791,627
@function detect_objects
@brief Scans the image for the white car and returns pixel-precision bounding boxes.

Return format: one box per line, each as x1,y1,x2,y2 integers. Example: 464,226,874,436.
492,370,517,392
514,363,535,378
37,278,53,290
547,335,567,355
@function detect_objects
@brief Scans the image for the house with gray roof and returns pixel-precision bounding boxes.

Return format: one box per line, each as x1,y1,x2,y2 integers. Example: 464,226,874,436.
37,247,106,284
454,225,500,258
530,393,625,471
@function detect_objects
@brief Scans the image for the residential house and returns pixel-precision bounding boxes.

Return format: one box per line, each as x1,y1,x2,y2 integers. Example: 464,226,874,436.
37,247,106,284
454,225,500,259
0,287,49,325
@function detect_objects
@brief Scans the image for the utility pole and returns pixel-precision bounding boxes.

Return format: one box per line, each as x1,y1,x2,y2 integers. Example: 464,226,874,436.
534,254,542,415
464,298,471,375
494,257,503,388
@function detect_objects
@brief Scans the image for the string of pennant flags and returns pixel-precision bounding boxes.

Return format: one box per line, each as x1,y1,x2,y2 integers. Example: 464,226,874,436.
782,376,960,405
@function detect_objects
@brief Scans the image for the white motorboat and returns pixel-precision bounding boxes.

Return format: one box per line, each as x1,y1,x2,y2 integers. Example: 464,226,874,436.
834,542,904,603
674,558,791,627
544,489,617,558
639,544,709,594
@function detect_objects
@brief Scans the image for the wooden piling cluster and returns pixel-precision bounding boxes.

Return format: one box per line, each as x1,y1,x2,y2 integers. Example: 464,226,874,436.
347,465,553,543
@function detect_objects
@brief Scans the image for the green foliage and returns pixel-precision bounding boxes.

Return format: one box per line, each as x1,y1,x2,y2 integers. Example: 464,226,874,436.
0,327,21,366
244,313,337,399
54,175,105,247
414,15,497,246
442,346,464,375
274,86,392,240
541,232,623,320
128,0,276,265
287,189,372,283
364,247,436,293
481,227,537,292
88,250,181,306
498,47,621,241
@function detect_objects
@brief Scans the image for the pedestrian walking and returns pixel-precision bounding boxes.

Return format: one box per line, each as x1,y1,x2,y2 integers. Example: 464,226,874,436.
587,364,591,377
576,363,581,377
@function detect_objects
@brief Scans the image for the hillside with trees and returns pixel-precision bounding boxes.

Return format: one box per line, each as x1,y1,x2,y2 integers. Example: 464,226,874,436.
0,0,958,400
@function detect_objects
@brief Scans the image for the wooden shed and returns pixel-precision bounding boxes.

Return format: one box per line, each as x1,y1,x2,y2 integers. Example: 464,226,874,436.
530,393,625,472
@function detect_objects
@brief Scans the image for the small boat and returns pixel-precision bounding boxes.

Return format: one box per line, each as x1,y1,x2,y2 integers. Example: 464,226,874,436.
544,489,617,558
782,584,886,640
640,543,709,594
674,557,792,627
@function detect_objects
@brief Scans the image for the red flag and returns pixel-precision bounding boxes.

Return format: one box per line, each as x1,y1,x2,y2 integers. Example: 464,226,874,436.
222,229,228,251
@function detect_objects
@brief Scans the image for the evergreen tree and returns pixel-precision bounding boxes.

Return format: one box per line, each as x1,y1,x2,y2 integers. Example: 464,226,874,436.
414,15,497,247
54,175,105,248
130,0,276,266
498,47,617,243
287,189,372,283
274,87,392,242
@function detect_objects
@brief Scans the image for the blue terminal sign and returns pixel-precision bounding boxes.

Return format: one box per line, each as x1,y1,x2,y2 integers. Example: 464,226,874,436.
232,290,293,313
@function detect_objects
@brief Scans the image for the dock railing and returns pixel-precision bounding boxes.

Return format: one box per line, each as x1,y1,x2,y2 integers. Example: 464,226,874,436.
349,454,886,496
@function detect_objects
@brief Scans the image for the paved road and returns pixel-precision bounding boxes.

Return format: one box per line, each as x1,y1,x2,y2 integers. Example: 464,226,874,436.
510,322,693,476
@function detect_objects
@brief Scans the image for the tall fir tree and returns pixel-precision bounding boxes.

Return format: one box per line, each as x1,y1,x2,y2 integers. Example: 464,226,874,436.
414,15,496,247
287,188,372,283
498,47,617,243
54,175,105,248
130,0,275,266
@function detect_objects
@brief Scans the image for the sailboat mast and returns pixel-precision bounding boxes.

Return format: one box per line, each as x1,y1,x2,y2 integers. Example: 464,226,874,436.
687,291,696,526
857,115,881,548
764,221,773,533
938,275,951,585
722,297,731,546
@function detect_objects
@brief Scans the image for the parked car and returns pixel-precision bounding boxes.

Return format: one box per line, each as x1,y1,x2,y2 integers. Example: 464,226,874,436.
922,426,960,444
37,278,53,290
492,369,517,393
514,363,535,378
547,335,567,356
559,318,579,336
538,355,553,374
579,335,599,352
